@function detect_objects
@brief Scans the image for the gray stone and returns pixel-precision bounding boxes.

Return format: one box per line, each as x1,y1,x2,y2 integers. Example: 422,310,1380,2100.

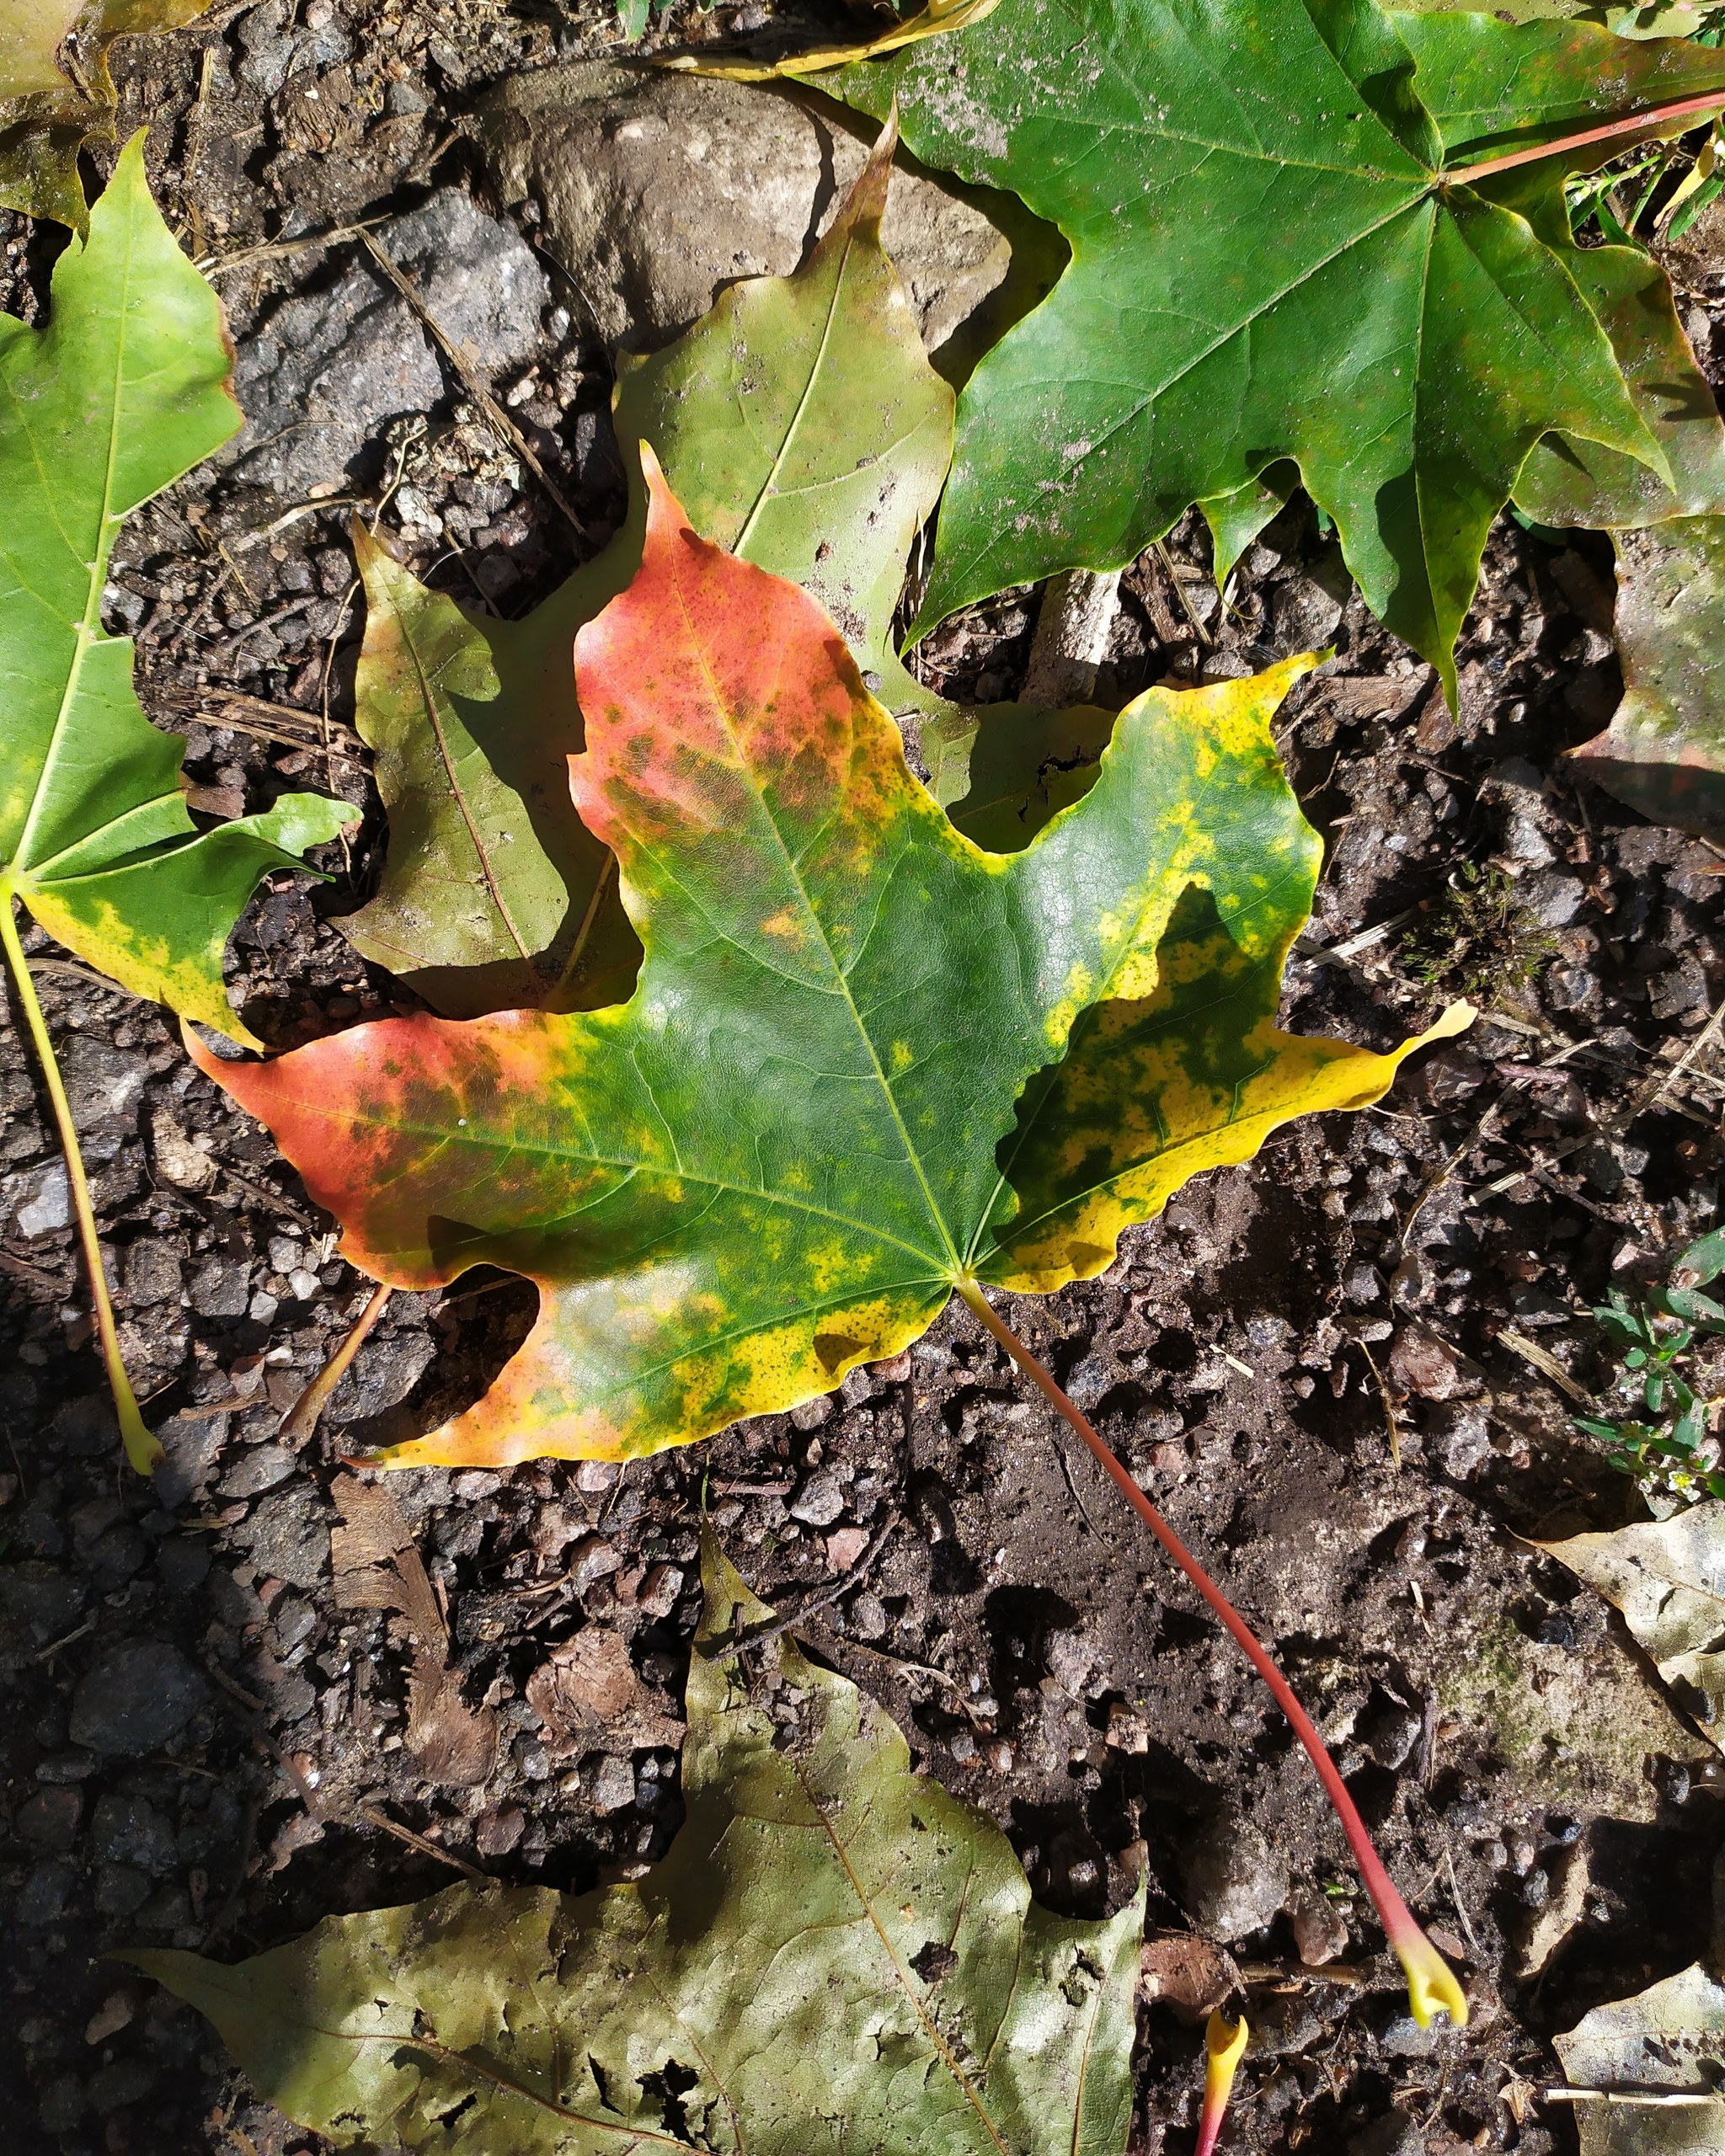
1274,568,1348,651
92,1860,152,1913
328,1327,436,1422
1653,953,1710,1021
1426,1402,1490,1481
231,1486,330,1589
38,2074,85,2134
1183,1811,1290,1940
789,1469,845,1528
0,1561,87,1662
59,1036,147,1129
6,1158,68,1236
153,1410,227,1508
230,189,549,497
569,1534,622,1591
124,1237,183,1305
190,1257,250,1320
477,64,1011,357
88,2057,157,2113
589,1753,638,1814
70,1640,208,1757
156,1534,213,1595
1526,873,1585,927
18,1856,76,1925
219,1442,296,1499
92,1790,177,1872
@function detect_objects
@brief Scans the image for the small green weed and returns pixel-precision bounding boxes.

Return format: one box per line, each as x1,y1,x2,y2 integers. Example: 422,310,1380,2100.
1576,1227,1725,1507
1401,863,1557,1002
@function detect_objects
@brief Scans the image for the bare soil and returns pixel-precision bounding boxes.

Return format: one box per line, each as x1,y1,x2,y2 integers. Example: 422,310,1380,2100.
4,6,1725,2154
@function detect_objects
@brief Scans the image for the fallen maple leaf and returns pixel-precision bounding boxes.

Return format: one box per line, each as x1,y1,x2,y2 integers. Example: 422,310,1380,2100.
0,137,353,1472
818,1,1725,689
1553,1960,1725,2155
1,135,355,1044
129,1537,1145,2155
0,3,217,228
191,451,1466,1470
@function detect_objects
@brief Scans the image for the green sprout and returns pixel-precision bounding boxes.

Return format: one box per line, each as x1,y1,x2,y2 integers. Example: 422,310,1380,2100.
1402,862,1557,1002
1576,1226,1725,1507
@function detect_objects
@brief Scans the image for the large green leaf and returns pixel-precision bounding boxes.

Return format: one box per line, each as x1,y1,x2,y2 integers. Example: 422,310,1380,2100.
0,135,354,1044
819,0,1725,691
0,3,219,228
132,1539,1143,2156
190,459,1464,1469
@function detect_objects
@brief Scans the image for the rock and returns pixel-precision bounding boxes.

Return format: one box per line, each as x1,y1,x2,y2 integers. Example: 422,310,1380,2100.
6,1159,69,1237
230,190,549,496
87,2055,156,2111
589,1753,638,1814
1045,1625,1096,1696
474,1805,526,1859
152,1410,227,1508
70,1640,208,1756
58,1036,147,1129
218,1443,296,1499
1387,1326,1474,1402
0,1561,87,1662
189,1257,250,1320
633,1561,683,1618
1288,1887,1349,1966
1274,566,1348,650
1653,953,1710,1021
92,1790,176,1871
327,1328,436,1422
847,1589,889,1641
477,64,1012,357
18,1856,76,1925
789,1470,845,1528
14,1787,82,1850
1183,1811,1289,1940
1426,1402,1490,1481
123,1238,183,1305
568,1534,622,1591
231,1485,330,1589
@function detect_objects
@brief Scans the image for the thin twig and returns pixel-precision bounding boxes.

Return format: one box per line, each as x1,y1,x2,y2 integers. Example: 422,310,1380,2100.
280,1280,393,1445
1496,1325,1594,1409
357,1801,489,1881
356,231,587,537
198,214,393,276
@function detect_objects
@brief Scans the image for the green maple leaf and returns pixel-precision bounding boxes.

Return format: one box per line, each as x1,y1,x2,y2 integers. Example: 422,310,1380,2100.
131,1537,1143,2155
818,0,1725,690
0,133,355,1046
191,458,1463,1469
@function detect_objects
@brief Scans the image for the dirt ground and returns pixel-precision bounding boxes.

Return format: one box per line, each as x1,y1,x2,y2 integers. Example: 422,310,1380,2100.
4,4,1725,2153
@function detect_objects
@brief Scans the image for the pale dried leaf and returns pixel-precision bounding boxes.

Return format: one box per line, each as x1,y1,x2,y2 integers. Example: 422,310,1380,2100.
1534,1503,1725,1747
1555,1962,1725,2155
525,1628,681,1755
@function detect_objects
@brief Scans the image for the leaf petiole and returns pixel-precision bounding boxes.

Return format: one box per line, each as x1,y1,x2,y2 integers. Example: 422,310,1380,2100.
1449,88,1725,189
956,1278,1467,2029
0,892,162,1476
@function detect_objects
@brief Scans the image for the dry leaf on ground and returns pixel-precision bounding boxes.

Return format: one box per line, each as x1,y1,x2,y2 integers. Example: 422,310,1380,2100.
1534,1501,1725,1745
1555,1961,1725,2154
330,1477,498,1787
525,1628,682,1757
130,1538,1143,2155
